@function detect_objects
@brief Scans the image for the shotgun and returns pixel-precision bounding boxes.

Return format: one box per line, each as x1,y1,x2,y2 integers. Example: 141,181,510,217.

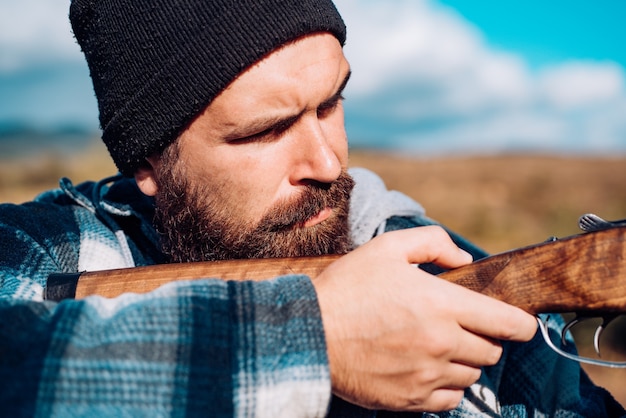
45,214,626,367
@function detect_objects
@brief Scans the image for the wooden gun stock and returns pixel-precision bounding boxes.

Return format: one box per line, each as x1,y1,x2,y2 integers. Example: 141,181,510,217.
45,226,626,315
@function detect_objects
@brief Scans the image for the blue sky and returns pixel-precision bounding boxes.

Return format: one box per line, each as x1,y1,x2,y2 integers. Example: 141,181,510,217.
2,0,626,156
437,0,626,69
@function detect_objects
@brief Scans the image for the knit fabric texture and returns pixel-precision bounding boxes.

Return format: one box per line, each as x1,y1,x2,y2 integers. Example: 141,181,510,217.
70,0,347,176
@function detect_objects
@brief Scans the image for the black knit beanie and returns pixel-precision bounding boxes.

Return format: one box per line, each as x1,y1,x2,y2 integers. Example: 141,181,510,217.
69,0,346,176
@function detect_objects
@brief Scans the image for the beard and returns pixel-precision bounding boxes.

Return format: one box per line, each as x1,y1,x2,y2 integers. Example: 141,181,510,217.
152,144,355,263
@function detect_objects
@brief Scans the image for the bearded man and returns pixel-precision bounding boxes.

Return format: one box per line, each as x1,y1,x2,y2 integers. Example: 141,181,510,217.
0,1,622,417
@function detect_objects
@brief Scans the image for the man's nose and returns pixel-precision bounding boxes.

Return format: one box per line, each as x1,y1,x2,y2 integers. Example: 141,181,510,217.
289,115,343,185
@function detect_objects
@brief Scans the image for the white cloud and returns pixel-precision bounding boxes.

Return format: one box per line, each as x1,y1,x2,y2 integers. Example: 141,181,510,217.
538,61,625,110
334,0,626,154
336,0,531,103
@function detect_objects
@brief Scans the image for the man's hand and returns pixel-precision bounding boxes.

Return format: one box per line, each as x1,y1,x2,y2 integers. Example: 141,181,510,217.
314,226,538,412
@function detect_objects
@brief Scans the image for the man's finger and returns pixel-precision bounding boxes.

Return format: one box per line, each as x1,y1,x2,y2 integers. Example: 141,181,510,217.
453,288,538,342
446,330,503,368
372,226,474,268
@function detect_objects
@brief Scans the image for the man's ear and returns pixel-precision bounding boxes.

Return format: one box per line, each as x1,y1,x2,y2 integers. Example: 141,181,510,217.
134,157,159,196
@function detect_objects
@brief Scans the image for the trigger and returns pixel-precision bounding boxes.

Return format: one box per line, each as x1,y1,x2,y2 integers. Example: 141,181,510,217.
562,315,592,346
593,315,619,357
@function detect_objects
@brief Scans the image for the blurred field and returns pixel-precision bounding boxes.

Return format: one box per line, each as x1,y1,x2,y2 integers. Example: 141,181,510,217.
1,143,626,406
0,141,117,204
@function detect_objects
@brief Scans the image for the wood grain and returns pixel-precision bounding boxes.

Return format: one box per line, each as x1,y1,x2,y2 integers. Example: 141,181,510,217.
59,227,626,316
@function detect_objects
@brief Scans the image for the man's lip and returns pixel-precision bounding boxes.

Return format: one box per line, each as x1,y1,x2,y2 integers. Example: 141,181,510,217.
301,207,333,228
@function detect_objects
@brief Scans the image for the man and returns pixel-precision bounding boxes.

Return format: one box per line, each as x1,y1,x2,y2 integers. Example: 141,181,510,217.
0,0,622,416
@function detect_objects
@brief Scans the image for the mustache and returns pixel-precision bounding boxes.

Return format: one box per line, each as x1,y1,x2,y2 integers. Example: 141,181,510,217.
255,172,355,233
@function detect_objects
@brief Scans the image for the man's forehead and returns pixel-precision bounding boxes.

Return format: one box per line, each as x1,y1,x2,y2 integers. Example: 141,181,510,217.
227,33,346,91
206,33,349,118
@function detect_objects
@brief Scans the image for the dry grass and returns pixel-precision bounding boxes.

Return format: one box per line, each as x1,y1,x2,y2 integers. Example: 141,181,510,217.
349,151,626,253
1,145,626,406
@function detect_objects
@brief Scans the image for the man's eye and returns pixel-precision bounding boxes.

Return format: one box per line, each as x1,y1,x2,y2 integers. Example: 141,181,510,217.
317,95,344,118
229,128,274,144
229,115,299,144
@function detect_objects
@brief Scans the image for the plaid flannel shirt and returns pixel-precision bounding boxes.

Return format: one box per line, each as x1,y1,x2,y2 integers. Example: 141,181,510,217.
0,168,623,417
